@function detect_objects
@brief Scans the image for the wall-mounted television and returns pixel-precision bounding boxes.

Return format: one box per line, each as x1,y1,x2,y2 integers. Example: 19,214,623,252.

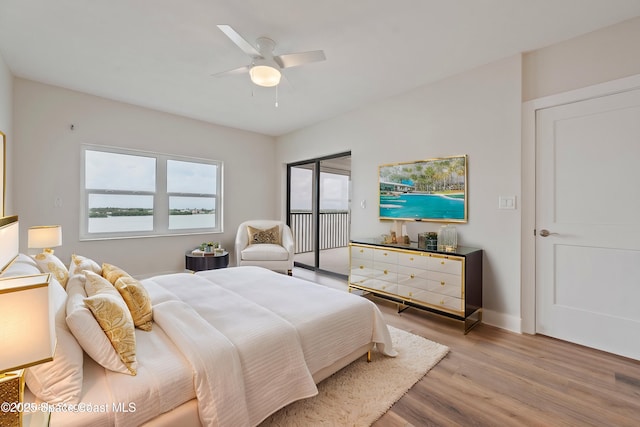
379,155,467,223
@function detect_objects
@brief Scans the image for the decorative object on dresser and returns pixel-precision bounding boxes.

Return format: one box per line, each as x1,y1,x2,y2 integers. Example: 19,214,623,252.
349,238,482,333
437,224,458,252
0,273,55,427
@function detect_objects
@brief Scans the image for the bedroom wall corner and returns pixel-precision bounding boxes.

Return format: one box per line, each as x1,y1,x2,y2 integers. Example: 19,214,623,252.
0,50,12,216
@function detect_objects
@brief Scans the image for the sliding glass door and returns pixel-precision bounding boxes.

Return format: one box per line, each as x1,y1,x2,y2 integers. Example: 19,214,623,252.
287,152,351,277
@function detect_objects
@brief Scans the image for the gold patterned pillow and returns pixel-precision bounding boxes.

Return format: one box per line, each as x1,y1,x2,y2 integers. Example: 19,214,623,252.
102,263,131,285
247,225,281,245
84,270,118,297
114,276,153,331
83,270,137,375
84,293,137,376
33,252,69,288
69,254,102,276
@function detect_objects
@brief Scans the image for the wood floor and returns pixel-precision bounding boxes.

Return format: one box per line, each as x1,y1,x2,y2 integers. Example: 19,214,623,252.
370,298,640,427
292,268,640,426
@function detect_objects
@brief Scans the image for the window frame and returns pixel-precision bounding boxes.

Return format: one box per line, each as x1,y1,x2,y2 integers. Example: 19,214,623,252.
80,144,223,240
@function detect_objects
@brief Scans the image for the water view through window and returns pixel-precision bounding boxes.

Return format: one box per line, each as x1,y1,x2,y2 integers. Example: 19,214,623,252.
84,148,220,236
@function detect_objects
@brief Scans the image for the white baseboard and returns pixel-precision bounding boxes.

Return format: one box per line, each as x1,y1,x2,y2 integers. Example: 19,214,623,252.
482,309,521,333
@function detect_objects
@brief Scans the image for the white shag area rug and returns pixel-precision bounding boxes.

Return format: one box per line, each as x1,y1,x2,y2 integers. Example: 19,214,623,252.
260,326,449,426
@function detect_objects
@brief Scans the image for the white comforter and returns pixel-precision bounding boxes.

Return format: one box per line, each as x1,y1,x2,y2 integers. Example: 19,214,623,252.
144,272,318,426
146,266,396,426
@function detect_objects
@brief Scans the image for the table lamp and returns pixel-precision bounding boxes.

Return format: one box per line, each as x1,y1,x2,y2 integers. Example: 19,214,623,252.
0,273,55,427
27,225,62,254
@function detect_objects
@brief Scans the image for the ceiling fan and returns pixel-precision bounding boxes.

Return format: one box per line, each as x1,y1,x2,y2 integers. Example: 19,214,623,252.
214,25,326,88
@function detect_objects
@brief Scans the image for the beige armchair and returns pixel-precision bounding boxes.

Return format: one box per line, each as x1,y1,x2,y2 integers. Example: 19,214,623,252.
234,220,295,275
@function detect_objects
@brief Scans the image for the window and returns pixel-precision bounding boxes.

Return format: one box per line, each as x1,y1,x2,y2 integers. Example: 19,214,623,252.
81,145,222,240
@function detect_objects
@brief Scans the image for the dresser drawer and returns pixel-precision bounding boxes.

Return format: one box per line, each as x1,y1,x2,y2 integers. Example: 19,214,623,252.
373,248,399,264
360,279,397,294
397,286,463,314
397,284,428,300
426,277,462,298
419,290,464,314
350,258,374,275
371,263,398,283
427,256,463,275
351,245,374,261
397,265,429,287
397,251,428,268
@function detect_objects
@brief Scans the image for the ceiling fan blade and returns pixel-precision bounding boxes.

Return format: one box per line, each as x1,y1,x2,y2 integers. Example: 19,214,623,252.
217,25,261,58
274,50,326,69
212,65,251,78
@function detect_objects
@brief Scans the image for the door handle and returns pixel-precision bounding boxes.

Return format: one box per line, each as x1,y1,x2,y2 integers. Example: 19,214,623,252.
538,229,557,237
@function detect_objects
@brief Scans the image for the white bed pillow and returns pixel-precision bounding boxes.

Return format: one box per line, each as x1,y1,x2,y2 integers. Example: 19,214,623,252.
25,277,83,404
0,253,41,277
66,274,135,375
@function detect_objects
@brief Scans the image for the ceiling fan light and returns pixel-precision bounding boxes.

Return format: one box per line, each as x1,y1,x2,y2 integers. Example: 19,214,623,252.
250,65,281,87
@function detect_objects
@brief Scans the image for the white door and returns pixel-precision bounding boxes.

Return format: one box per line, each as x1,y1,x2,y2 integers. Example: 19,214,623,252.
536,88,640,360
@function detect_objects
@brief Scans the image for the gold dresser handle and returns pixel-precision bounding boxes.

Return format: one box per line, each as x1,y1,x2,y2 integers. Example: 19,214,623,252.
359,249,364,253
359,265,364,269
383,253,388,256
441,261,445,265
440,299,445,305
440,281,445,286
410,274,415,279
383,270,388,274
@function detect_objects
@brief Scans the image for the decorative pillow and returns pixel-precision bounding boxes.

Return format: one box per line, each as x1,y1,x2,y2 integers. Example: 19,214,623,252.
247,225,281,245
68,254,102,277
114,276,153,331
84,293,137,376
66,275,136,375
25,278,83,404
83,270,137,375
32,252,69,288
84,270,118,297
102,263,131,285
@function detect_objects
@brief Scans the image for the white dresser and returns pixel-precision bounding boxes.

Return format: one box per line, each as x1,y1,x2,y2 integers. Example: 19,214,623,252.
349,239,483,332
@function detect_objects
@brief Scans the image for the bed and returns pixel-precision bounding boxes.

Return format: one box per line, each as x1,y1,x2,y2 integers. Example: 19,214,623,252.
0,216,397,426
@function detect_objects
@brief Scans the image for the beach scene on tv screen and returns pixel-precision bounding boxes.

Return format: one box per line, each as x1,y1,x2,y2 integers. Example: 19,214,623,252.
379,156,466,221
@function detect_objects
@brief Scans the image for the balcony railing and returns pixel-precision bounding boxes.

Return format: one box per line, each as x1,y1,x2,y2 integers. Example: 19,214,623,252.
290,210,350,253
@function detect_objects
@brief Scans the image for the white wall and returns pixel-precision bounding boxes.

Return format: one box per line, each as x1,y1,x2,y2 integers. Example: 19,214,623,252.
13,79,276,276
523,16,640,101
276,55,523,331
0,51,12,215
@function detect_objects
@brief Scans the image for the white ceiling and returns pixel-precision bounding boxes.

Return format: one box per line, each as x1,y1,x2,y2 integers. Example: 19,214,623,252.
1,1,640,136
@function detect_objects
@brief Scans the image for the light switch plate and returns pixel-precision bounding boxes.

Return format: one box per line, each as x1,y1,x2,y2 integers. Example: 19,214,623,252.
498,196,516,210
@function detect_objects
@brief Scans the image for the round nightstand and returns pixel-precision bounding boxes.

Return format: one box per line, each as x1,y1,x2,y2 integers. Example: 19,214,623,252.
185,250,229,272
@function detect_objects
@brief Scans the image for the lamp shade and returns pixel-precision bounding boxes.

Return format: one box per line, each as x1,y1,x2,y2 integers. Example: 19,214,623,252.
250,64,281,87
28,225,62,250
0,273,55,374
